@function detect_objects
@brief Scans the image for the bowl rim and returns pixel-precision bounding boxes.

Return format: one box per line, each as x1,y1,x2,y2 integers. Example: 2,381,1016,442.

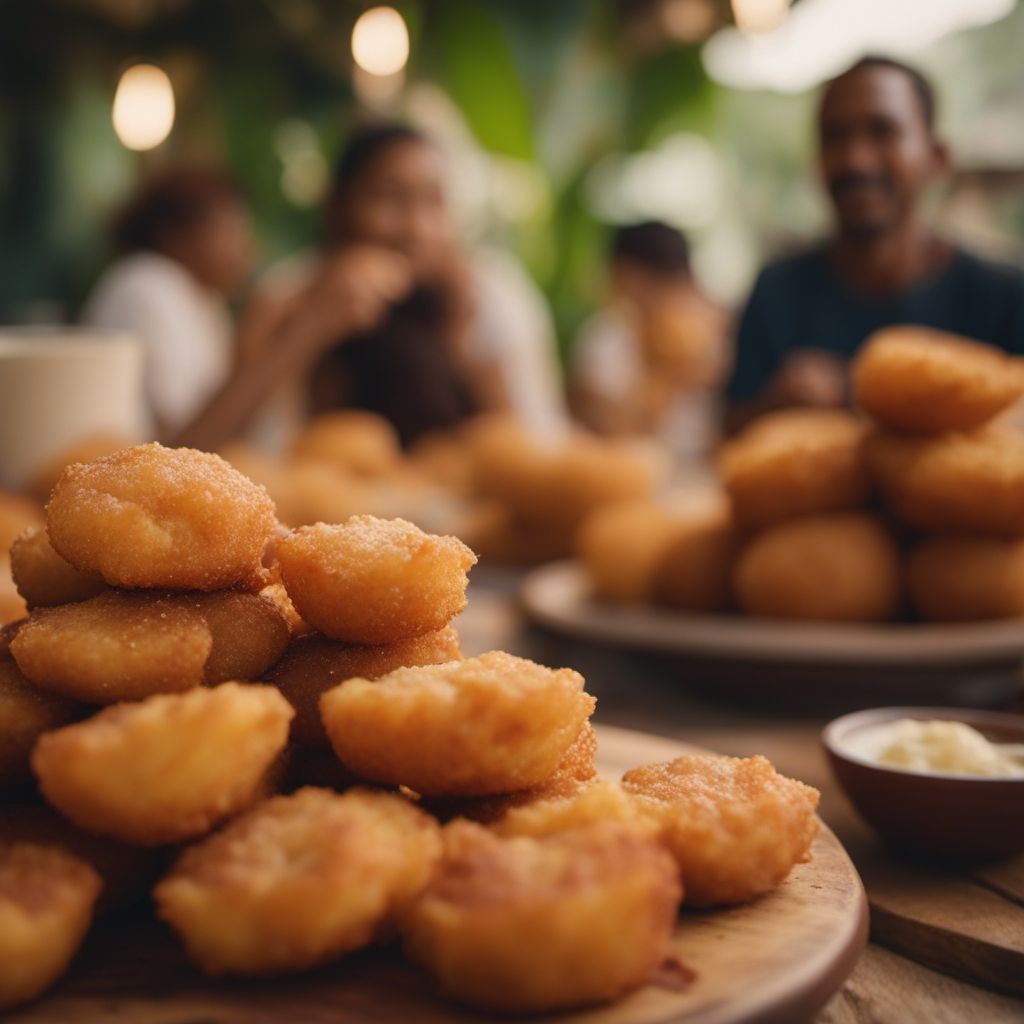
821,705,1024,783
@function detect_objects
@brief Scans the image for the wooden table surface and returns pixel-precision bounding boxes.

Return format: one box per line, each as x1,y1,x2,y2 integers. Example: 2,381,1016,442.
456,575,1024,1024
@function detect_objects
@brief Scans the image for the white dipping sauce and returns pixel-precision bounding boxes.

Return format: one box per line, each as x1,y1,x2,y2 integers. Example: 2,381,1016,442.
844,719,1024,777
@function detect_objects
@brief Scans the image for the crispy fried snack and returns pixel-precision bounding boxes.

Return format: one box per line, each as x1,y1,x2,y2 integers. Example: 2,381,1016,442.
908,536,1024,621
853,326,1024,432
10,526,107,608
733,513,902,622
291,411,402,478
188,591,290,684
866,427,1024,536
277,517,476,644
651,507,737,612
155,787,441,976
0,661,81,789
496,779,655,839
0,619,23,660
720,409,870,531
267,625,462,747
622,754,819,907
32,683,293,845
0,843,101,1010
10,591,213,703
404,820,681,1013
321,651,595,797
46,443,276,590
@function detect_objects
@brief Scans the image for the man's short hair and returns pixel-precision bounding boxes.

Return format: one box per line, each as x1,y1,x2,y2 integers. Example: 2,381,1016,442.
610,221,690,277
826,55,936,133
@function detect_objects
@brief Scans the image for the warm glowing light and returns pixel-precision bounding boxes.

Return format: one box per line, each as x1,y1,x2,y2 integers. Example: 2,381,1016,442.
351,7,410,76
112,64,175,151
731,0,789,34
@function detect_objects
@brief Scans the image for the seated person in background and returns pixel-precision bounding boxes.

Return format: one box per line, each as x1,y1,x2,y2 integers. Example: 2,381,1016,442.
261,123,567,448
570,221,730,466
728,55,1024,429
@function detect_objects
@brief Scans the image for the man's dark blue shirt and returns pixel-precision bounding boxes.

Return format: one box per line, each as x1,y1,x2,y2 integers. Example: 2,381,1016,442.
728,244,1024,401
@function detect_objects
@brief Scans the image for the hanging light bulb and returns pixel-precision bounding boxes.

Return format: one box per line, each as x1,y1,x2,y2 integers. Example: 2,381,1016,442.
351,7,410,76
112,64,175,151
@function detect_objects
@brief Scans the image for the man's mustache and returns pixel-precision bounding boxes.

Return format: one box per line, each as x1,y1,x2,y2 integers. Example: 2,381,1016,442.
829,173,895,199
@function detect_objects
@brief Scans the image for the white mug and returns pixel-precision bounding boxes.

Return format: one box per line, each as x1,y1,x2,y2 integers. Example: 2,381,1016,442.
0,327,150,490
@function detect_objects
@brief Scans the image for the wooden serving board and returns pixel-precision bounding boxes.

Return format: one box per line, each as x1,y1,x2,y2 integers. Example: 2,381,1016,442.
9,726,868,1024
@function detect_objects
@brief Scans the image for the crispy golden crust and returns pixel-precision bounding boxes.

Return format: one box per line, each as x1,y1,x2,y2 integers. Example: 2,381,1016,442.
291,411,402,478
622,754,819,907
496,779,656,839
908,535,1024,621
733,513,903,622
155,787,441,976
277,517,476,645
32,683,293,845
0,662,82,789
866,427,1024,536
46,443,276,591
720,409,870,531
267,626,463,747
853,327,1024,432
10,591,213,703
321,652,596,797
0,842,101,1010
403,821,681,1013
10,526,107,608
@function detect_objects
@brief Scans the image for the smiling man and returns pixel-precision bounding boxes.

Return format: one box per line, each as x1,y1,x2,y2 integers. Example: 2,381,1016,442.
727,56,1024,423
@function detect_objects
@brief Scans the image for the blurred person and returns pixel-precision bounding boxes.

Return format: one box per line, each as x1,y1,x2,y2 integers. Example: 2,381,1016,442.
261,123,567,447
571,221,730,465
728,56,1024,427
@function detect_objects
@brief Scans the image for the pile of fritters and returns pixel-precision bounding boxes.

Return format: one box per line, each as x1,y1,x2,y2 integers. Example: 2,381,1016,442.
1,442,819,1013
581,326,1024,624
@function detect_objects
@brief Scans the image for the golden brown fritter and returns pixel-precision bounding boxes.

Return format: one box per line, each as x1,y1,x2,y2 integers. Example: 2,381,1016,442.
290,411,402,478
277,517,476,645
46,443,276,590
651,506,738,612
9,526,107,608
320,651,595,797
403,820,681,1013
623,753,819,907
32,683,293,845
155,787,441,976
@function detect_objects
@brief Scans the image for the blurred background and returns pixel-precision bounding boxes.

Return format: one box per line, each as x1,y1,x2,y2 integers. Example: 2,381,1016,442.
3,0,1023,347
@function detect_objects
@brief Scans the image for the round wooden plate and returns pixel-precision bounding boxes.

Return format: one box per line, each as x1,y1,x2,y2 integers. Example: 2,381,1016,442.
8,726,867,1024
521,561,1024,669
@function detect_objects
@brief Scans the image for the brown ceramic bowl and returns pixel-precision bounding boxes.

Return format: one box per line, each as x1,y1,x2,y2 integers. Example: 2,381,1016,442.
822,706,1024,861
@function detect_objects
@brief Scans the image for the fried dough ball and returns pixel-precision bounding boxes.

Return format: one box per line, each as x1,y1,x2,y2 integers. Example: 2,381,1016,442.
46,443,276,590
10,591,212,703
404,820,681,1013
908,536,1024,621
0,618,23,660
187,591,290,684
291,411,402,478
622,754,819,907
0,843,101,1010
720,409,870,531
652,507,738,612
0,662,82,789
866,427,1024,536
496,779,655,839
853,327,1024,433
267,625,462,747
10,526,107,608
258,582,312,637
0,568,26,627
733,513,902,622
321,651,595,797
461,502,577,565
155,787,441,976
407,431,475,492
0,492,43,556
277,517,476,645
272,462,377,529
32,683,293,845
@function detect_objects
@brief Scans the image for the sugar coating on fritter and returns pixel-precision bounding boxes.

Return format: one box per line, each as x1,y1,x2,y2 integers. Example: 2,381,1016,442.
10,591,213,703
853,326,1024,433
291,411,402,478
277,517,476,645
733,513,902,622
0,662,82,790
719,409,870,531
32,683,293,845
267,625,462,748
496,779,656,839
320,651,595,797
403,820,681,1013
10,526,107,608
46,443,276,591
866,427,1024,536
908,536,1024,622
0,843,101,1010
155,787,441,976
622,754,819,907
